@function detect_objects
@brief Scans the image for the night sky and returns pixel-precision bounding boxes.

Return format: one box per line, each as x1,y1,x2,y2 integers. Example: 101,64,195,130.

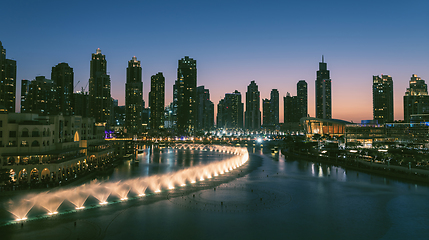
2,0,428,123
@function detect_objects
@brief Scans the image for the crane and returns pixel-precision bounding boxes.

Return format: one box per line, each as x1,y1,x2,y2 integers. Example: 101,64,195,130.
74,80,80,92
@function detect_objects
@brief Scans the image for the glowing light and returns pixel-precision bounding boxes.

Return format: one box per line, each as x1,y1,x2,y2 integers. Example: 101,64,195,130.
75,206,85,210
100,201,108,205
155,190,161,193
168,186,175,189
207,175,212,179
200,177,204,181
16,217,27,222
257,138,263,143
191,181,196,183
120,197,128,201
180,184,186,186
214,173,218,176
226,170,229,173
138,193,145,197
220,171,224,174
48,211,58,215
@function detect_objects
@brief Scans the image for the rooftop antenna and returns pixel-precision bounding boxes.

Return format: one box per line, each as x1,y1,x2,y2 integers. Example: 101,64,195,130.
322,55,324,63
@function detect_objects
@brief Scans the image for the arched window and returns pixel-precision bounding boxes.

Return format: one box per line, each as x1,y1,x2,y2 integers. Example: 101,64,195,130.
21,128,29,137
32,128,40,137
31,140,40,147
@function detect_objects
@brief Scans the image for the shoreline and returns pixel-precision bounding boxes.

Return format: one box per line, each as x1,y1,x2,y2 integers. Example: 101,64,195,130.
282,149,429,185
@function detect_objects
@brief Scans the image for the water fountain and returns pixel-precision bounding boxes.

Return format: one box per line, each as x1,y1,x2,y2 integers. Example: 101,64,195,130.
3,144,249,223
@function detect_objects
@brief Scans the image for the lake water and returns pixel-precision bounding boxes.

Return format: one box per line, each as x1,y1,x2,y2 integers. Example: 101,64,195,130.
1,146,429,240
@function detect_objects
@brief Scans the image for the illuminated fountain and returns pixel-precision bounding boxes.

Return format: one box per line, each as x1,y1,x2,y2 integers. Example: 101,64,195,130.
5,144,248,223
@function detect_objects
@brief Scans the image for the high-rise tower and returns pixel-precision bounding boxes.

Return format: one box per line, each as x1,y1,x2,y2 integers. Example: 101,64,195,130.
297,80,308,118
89,48,111,124
270,89,279,127
125,56,143,135
176,56,197,134
373,75,393,124
196,86,214,130
403,74,429,122
51,63,74,116
0,41,17,113
149,72,165,130
245,80,261,130
217,90,243,129
315,56,331,119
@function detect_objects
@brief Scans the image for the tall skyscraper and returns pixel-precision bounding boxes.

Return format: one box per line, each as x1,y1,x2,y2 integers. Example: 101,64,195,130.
262,98,271,126
284,93,299,123
373,75,393,124
196,86,214,130
270,89,279,126
245,80,261,130
0,41,17,113
176,56,197,134
315,56,331,119
89,48,111,124
26,76,58,115
149,72,165,130
217,90,243,129
404,74,429,122
297,80,308,118
20,79,30,113
125,56,143,135
51,62,74,116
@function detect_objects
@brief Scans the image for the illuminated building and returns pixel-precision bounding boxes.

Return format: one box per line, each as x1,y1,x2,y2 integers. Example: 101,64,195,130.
270,89,279,127
245,80,261,130
51,63,74,116
24,76,58,115
149,72,165,130
196,86,214,130
0,41,16,113
302,117,350,139
315,56,331,119
373,75,393,124
297,80,308,118
125,56,143,135
217,90,243,129
403,74,429,123
89,48,111,124
175,56,197,134
20,80,30,113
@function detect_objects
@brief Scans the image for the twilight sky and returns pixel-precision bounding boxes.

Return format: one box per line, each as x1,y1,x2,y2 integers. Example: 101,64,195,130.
2,0,428,123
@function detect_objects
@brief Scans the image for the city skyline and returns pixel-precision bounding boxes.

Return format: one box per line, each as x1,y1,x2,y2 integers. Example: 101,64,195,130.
1,1,428,123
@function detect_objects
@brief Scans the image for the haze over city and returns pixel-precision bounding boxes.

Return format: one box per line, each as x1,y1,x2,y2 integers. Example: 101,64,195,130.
1,0,427,123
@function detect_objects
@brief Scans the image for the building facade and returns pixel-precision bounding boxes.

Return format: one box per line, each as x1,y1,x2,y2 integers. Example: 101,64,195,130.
245,81,261,130
149,72,165,130
373,75,393,124
297,80,308,118
51,63,74,116
0,113,113,185
196,86,214,131
125,56,143,136
24,76,58,115
217,90,243,129
89,48,111,124
270,89,279,127
403,74,429,123
0,41,17,113
315,56,331,119
175,56,197,134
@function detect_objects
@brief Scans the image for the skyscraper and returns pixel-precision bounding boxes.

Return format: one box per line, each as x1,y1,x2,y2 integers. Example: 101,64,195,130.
0,41,17,113
270,89,279,127
26,76,58,115
176,56,197,134
284,93,298,123
51,62,74,116
89,48,111,124
125,56,143,135
373,75,393,124
403,74,429,122
245,80,261,130
196,86,214,130
262,98,271,126
297,80,308,118
20,80,30,113
217,90,243,129
149,72,165,130
315,56,331,119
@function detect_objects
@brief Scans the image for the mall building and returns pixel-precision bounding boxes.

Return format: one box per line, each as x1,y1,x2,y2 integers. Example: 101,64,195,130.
0,113,113,185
